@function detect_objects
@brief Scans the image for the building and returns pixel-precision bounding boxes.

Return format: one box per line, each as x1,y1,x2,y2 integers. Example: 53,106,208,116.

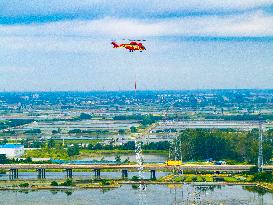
0,144,24,158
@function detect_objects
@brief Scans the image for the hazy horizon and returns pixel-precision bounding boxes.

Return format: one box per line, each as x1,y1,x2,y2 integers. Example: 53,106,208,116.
1,88,273,93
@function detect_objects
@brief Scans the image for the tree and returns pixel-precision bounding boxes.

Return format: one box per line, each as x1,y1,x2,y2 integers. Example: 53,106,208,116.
0,138,8,145
104,144,113,150
48,139,56,148
130,126,137,133
79,113,92,120
62,179,73,186
87,144,93,150
121,141,135,150
0,154,8,164
25,157,32,163
141,115,155,126
254,172,273,182
52,130,58,134
51,181,59,186
93,143,103,150
143,141,170,150
24,129,41,134
67,144,80,157
32,140,42,148
176,128,273,164
118,129,126,135
68,129,82,134
115,155,121,163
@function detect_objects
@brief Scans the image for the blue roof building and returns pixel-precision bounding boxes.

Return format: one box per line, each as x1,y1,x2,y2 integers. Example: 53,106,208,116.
0,144,24,149
0,144,24,158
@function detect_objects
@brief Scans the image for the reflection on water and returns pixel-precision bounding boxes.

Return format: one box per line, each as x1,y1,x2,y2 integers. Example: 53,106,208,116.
81,153,168,163
0,184,272,205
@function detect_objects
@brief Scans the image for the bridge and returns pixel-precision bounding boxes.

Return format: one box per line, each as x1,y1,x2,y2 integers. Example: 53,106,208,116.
1,164,273,179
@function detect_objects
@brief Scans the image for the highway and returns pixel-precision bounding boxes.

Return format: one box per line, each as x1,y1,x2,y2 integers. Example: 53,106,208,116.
154,120,273,131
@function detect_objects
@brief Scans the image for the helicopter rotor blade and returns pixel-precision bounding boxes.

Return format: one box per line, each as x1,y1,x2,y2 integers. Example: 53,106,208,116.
128,39,146,42
112,39,146,42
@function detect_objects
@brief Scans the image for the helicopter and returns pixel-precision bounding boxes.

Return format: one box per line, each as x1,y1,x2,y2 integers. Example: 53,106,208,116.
111,39,146,52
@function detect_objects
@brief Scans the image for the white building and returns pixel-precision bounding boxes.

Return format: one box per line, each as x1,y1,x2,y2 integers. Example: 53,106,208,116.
0,144,24,158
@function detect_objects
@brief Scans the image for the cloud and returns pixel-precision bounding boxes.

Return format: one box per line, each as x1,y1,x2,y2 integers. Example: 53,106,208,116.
0,8,272,55
1,11,272,39
0,0,272,21
0,66,34,74
0,36,108,53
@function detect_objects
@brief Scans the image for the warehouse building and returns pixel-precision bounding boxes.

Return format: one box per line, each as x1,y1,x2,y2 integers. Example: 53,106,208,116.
0,144,24,158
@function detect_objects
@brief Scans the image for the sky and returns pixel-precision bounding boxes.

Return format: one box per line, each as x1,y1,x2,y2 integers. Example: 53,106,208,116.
0,0,273,91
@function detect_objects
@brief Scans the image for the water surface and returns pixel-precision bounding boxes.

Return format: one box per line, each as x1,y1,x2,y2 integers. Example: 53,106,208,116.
0,184,272,205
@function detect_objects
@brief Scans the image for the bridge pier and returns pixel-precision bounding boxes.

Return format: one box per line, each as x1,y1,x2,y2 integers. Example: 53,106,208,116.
9,168,19,179
121,169,128,179
37,168,46,179
65,169,73,178
94,169,101,179
150,170,156,180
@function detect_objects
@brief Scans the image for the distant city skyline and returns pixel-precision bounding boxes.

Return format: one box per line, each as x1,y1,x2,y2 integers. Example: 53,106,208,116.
0,0,273,91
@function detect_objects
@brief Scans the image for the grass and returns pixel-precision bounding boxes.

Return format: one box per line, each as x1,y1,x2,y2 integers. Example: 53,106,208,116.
24,148,167,160
24,148,69,160
159,174,216,183
55,139,102,145
23,148,168,161
79,150,135,155
80,149,168,155
223,177,238,182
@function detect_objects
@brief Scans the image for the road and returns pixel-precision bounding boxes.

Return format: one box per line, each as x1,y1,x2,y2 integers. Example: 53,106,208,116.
153,120,273,131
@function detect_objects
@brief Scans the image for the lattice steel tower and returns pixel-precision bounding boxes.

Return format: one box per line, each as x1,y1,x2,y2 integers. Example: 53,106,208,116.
258,120,263,172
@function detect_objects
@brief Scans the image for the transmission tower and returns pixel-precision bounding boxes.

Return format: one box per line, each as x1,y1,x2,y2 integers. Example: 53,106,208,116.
258,120,263,172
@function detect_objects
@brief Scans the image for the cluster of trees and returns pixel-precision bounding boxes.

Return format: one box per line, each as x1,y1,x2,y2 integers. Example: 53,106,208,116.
0,138,8,145
0,119,33,130
21,138,43,148
0,154,32,164
23,140,169,159
0,154,8,163
77,113,93,120
178,129,273,164
130,126,137,133
47,139,79,157
67,145,80,157
24,129,41,134
86,141,170,151
68,129,109,134
113,114,163,126
142,141,170,150
205,114,273,121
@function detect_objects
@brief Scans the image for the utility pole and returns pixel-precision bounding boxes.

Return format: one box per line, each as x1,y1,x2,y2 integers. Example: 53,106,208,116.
258,120,263,172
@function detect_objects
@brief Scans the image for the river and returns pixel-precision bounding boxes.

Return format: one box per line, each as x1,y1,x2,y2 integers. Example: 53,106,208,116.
80,153,168,163
0,184,272,205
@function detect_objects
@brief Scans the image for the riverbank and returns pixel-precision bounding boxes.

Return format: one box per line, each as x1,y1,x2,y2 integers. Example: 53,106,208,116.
1,173,272,192
258,183,273,192
0,180,267,192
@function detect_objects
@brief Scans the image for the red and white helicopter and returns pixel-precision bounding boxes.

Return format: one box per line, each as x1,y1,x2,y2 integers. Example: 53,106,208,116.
111,39,146,52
